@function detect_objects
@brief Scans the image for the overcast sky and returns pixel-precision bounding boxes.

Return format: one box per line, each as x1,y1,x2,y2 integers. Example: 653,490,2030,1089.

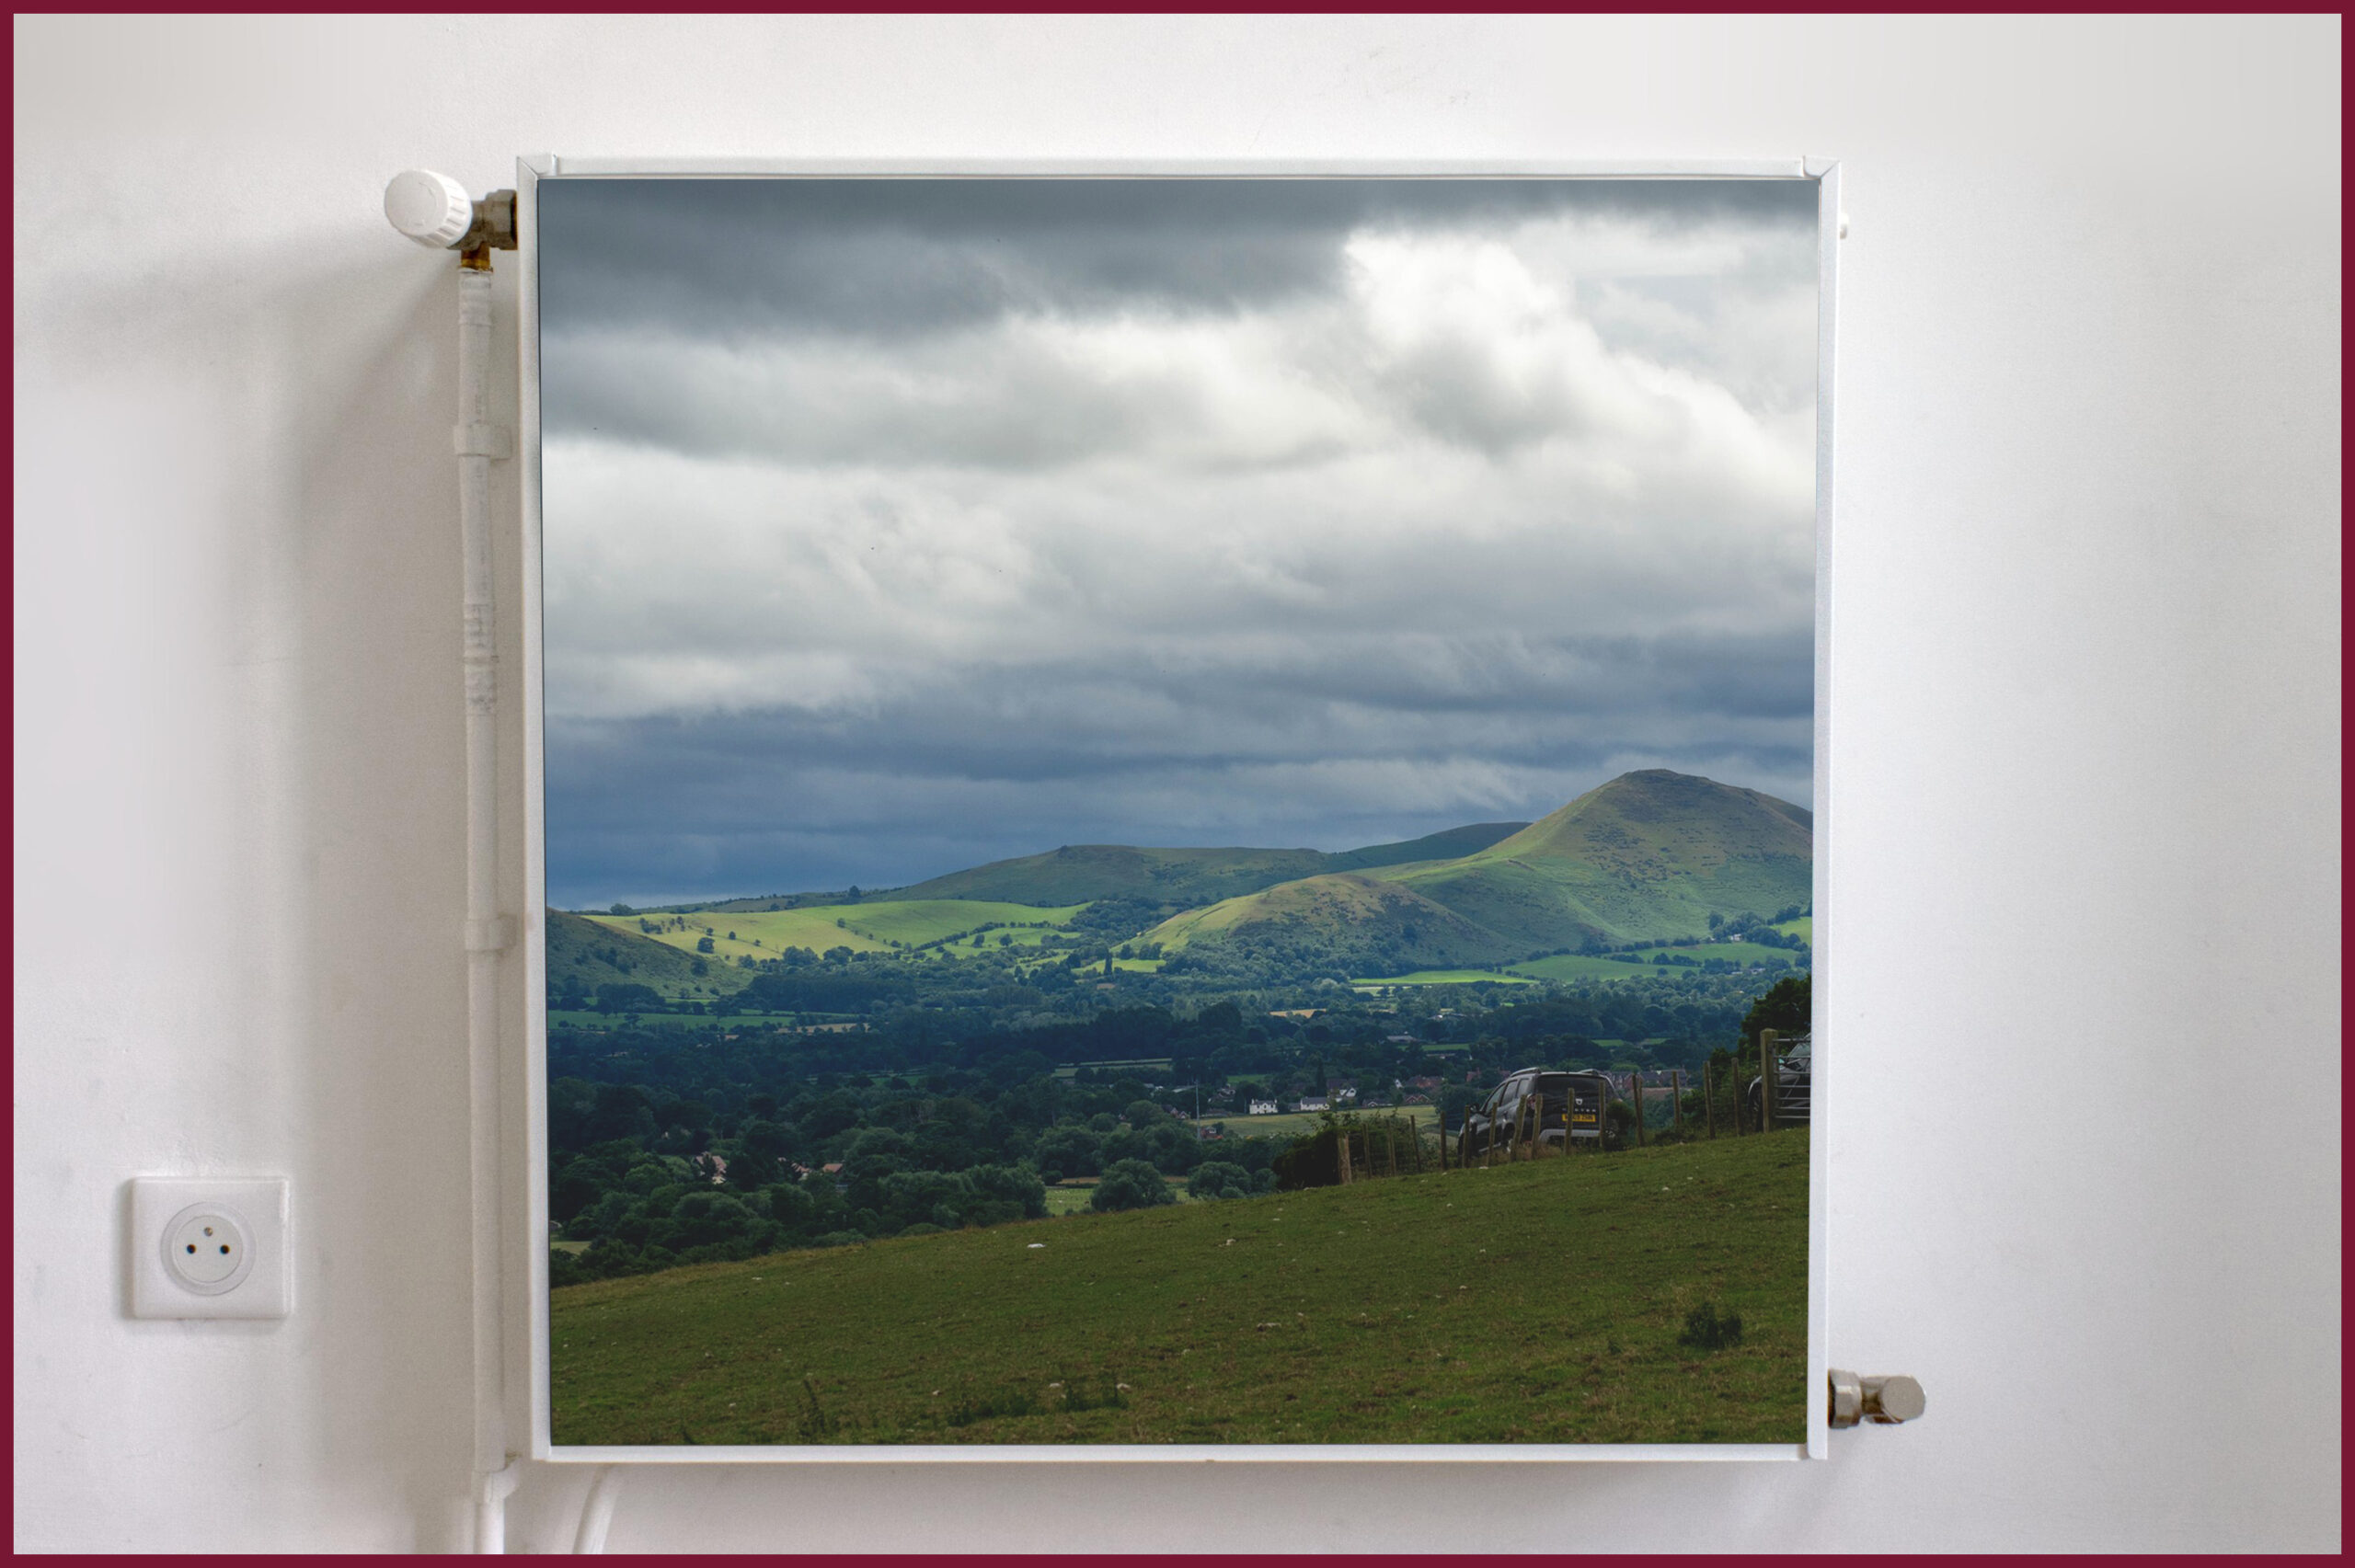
539,177,1818,909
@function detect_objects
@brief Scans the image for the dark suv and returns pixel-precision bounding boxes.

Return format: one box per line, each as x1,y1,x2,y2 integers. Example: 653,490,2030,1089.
1457,1069,1613,1162
1746,1034,1811,1127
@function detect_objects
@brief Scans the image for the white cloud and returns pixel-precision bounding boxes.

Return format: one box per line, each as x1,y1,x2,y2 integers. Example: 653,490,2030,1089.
537,182,1818,899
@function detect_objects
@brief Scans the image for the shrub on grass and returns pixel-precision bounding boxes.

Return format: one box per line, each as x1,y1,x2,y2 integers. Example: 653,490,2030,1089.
1090,1159,1177,1212
1679,1302,1744,1350
1188,1161,1254,1200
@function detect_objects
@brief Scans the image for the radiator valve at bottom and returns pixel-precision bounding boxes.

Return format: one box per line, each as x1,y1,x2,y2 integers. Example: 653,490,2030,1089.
1830,1368,1925,1427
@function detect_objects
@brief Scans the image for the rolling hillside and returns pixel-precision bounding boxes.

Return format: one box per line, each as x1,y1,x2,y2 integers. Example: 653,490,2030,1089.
553,773,1804,986
546,909,724,1001
549,1131,1809,1447
1148,772,1810,964
1147,872,1519,970
583,899,1088,972
884,822,1529,910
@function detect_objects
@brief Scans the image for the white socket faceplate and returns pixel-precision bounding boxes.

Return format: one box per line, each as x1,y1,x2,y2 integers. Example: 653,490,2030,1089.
129,1178,289,1320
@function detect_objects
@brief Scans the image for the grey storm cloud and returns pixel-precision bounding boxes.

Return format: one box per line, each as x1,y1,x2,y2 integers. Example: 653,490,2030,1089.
539,177,1814,344
535,177,1819,908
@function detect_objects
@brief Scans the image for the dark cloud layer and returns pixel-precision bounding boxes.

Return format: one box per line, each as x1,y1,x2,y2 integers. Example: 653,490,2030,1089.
536,177,1819,908
541,177,1814,345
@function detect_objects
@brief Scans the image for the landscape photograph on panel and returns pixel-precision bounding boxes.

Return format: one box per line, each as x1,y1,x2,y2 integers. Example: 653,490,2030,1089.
535,175,1820,1448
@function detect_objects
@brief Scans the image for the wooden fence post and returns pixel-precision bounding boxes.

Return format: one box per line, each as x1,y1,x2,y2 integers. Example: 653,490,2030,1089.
1337,1128,1353,1185
1672,1069,1684,1135
1761,1029,1778,1133
1632,1073,1647,1147
1704,1061,1717,1139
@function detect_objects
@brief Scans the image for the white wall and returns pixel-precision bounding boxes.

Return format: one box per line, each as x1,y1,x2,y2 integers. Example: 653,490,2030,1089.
13,15,2338,1552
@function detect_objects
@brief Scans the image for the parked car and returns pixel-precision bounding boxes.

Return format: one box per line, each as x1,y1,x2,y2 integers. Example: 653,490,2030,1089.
1457,1068,1614,1162
1746,1034,1811,1127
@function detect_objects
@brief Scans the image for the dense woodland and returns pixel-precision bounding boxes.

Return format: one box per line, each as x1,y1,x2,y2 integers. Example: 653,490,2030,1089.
546,963,1809,1286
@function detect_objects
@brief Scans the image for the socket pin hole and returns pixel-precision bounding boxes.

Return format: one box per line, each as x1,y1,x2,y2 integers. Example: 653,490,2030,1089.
185,1244,196,1253
218,1245,230,1253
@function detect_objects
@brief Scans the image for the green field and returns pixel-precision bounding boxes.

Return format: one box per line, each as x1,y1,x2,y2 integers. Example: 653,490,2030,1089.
1350,969,1536,989
844,900,1087,947
1215,1105,1439,1142
1690,941,1803,967
1040,1185,1097,1217
586,899,1086,968
1774,917,1812,944
1507,944,1803,983
550,1130,1809,1448
1504,954,1668,981
1041,1178,1195,1216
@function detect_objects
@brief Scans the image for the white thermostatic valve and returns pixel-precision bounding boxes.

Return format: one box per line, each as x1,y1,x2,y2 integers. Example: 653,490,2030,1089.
129,1177,290,1320
385,168,474,248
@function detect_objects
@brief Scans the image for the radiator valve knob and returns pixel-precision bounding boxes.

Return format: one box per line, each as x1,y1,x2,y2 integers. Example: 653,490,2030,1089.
1830,1368,1925,1427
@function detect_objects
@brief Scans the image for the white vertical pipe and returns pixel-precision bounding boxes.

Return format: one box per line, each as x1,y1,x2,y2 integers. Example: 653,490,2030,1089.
571,1466,624,1554
457,262,519,1550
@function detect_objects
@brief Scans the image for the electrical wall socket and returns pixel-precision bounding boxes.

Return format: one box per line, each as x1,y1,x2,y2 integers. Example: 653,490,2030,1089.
129,1178,290,1320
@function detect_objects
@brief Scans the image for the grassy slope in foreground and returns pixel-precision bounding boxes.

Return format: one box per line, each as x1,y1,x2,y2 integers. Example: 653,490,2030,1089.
551,1130,1808,1448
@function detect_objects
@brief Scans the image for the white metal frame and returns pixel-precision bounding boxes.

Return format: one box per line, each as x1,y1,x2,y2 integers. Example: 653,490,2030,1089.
515,154,1839,1466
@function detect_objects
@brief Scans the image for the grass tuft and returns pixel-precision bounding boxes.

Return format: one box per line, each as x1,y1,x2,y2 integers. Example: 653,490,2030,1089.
1678,1302,1745,1350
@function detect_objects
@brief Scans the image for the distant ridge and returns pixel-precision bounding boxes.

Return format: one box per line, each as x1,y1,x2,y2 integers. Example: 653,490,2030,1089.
550,774,1806,997
1146,771,1810,965
824,820,1532,912
1322,821,1532,873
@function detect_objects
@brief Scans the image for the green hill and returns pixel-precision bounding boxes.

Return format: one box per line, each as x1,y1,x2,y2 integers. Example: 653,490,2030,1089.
1149,771,1811,964
1389,771,1809,948
546,909,731,1002
1147,872,1519,970
856,823,1531,911
554,774,1803,979
549,1130,1809,1447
